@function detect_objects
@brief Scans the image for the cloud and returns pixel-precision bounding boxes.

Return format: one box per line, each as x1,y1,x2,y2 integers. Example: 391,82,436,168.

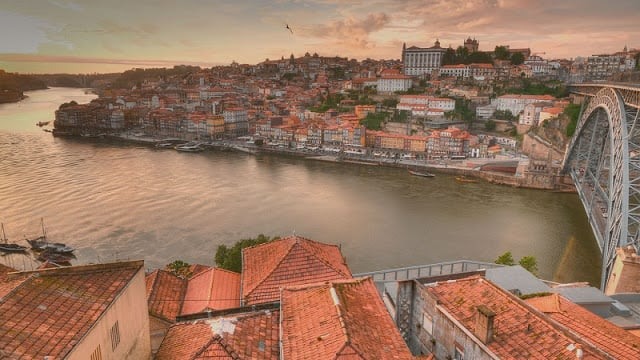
300,13,390,49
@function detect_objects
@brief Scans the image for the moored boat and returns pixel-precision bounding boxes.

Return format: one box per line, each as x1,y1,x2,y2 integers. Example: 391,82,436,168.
0,224,28,253
175,142,204,152
25,218,75,253
408,169,435,178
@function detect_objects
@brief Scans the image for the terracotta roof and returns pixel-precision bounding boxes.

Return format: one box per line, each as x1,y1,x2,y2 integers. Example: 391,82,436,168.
146,267,241,321
146,269,187,321
156,309,280,360
526,294,640,359
427,276,607,359
0,261,143,359
0,264,26,298
182,268,241,315
241,235,352,305
281,277,413,359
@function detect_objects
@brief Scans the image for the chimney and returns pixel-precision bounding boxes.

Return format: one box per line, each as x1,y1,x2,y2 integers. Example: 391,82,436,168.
474,305,496,344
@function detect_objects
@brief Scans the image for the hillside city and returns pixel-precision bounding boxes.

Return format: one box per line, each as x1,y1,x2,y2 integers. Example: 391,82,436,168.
2,37,640,359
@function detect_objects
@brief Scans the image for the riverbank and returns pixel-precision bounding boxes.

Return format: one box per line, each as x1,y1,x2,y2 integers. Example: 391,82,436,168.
54,131,572,191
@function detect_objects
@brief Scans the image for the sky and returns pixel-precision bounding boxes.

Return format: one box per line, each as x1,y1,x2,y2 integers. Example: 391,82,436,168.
1,0,639,74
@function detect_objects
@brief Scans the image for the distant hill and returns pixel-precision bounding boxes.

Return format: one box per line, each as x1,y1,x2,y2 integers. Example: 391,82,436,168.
0,69,48,103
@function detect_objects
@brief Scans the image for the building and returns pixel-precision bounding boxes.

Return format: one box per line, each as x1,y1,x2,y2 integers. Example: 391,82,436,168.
281,277,413,359
402,40,447,76
464,37,479,52
494,94,556,118
377,69,413,94
427,127,472,158
241,235,352,305
524,55,553,77
146,266,241,352
223,108,249,137
0,261,151,359
520,101,553,126
394,272,640,358
397,95,455,117
157,278,413,359
155,306,280,359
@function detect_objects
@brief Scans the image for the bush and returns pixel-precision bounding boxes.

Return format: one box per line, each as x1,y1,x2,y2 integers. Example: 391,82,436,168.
215,234,279,272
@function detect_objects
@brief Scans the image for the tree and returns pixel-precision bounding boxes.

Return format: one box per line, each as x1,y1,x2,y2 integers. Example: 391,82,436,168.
494,46,510,60
495,251,515,266
510,52,525,65
519,256,538,274
215,234,279,272
382,98,398,108
166,260,192,278
360,112,387,130
484,119,497,131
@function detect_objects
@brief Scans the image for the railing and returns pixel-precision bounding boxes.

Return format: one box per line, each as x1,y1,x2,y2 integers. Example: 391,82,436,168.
354,260,503,282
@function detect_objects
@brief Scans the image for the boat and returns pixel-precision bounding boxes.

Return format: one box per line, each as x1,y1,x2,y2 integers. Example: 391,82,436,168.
175,142,204,152
456,176,478,183
36,121,50,127
37,248,75,265
0,224,27,253
25,219,75,254
409,169,435,178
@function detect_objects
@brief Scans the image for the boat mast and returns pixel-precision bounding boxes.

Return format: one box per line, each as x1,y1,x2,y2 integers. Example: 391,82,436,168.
1,223,7,244
40,218,47,239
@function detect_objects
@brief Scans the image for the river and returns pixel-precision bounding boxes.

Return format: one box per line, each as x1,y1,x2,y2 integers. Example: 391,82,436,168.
0,88,601,285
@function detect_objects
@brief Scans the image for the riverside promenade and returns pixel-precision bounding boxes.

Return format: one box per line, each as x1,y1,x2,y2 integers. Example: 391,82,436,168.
98,132,567,190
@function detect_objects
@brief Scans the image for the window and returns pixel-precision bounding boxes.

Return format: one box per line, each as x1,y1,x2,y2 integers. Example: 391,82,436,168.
90,345,102,360
110,321,120,351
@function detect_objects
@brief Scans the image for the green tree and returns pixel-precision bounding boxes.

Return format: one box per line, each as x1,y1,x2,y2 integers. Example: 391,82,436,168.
442,47,458,65
360,112,387,130
494,46,510,60
510,52,525,65
519,256,538,274
166,260,192,278
564,103,581,137
484,119,497,131
215,234,279,272
495,251,515,266
382,98,398,108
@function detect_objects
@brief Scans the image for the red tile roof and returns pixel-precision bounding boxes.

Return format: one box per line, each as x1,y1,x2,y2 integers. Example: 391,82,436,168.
146,269,187,321
427,276,607,359
146,267,241,321
0,264,26,298
281,277,412,360
182,268,241,315
0,261,143,359
526,294,640,359
241,235,352,305
156,309,280,360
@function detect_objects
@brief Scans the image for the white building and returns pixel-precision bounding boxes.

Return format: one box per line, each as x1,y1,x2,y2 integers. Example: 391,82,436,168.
520,101,553,126
377,69,413,94
402,40,446,76
524,55,553,77
397,95,455,117
495,94,556,118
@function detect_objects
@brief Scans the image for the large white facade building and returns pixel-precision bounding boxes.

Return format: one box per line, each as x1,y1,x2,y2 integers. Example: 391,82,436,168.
377,69,413,94
402,40,446,76
495,94,556,118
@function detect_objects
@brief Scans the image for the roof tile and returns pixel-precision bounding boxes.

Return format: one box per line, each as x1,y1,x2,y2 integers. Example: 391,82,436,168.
281,277,412,359
242,235,352,305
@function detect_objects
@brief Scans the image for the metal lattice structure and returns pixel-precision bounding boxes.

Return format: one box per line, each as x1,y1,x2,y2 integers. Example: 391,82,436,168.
563,83,640,288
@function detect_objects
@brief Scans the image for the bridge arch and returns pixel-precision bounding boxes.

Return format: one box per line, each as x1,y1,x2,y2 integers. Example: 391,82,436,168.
563,86,640,288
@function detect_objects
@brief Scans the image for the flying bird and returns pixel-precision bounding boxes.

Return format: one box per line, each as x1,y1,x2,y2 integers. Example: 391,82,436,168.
285,24,293,34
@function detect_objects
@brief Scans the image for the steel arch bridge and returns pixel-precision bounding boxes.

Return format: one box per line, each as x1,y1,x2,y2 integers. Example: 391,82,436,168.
562,83,640,288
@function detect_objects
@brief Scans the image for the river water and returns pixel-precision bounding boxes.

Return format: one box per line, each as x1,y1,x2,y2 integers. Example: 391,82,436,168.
0,88,601,285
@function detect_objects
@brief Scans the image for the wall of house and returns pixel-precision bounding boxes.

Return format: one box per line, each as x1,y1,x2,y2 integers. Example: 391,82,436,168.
149,316,172,355
67,268,151,360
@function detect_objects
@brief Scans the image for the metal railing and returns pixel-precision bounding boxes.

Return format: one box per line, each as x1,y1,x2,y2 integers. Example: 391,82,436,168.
354,260,503,283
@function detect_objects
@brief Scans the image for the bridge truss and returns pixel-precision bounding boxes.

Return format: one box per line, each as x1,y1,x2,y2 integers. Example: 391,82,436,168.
563,84,640,288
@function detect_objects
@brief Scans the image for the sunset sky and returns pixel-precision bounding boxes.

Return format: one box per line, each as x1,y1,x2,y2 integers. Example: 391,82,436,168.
1,0,639,74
